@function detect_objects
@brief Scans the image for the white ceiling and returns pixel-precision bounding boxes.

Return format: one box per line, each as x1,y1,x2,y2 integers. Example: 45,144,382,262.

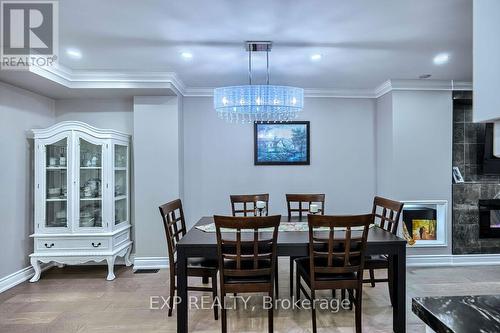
0,0,472,96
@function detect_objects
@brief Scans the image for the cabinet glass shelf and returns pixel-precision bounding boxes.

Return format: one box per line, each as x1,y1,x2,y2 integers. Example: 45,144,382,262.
45,138,68,228
114,144,128,225
46,198,67,202
79,138,103,228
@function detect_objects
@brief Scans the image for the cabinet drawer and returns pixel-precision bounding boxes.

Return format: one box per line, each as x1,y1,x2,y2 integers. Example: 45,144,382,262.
35,238,110,251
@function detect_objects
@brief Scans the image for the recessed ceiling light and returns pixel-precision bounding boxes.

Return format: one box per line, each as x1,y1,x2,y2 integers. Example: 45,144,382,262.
181,52,193,60
433,53,449,65
66,48,82,59
310,54,322,61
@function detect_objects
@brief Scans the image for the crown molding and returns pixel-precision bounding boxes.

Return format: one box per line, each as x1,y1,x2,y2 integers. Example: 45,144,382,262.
24,65,472,99
184,87,376,98
304,88,375,98
28,64,186,95
374,79,473,98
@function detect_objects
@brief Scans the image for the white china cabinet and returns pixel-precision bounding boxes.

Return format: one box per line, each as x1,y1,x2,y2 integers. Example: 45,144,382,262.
30,121,132,281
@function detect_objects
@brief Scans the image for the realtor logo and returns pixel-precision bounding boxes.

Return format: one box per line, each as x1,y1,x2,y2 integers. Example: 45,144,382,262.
1,1,58,70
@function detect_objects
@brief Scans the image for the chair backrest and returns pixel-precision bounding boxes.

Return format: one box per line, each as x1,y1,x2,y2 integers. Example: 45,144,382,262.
230,193,269,216
159,199,187,264
371,196,404,235
307,214,372,287
286,193,325,221
214,215,281,284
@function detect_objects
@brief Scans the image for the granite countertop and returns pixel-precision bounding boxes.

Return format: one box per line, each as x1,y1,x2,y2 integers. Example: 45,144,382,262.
412,295,500,333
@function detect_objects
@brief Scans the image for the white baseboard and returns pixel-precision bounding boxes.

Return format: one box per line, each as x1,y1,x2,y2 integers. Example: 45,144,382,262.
133,256,169,270
0,263,54,293
408,254,500,267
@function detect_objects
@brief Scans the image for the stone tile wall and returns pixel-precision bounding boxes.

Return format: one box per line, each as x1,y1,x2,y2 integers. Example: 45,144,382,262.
452,98,500,254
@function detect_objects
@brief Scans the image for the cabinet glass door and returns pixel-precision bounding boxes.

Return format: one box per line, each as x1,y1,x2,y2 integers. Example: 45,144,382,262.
79,138,103,228
45,138,68,228
114,145,128,225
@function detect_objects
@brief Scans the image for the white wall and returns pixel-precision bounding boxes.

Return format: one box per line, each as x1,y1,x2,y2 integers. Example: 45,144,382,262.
182,96,377,228
473,0,500,123
392,91,452,201
376,90,453,255
133,96,181,258
0,82,55,278
375,92,394,197
55,98,133,134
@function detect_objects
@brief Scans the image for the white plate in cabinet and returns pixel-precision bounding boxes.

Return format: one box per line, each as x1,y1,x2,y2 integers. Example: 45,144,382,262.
30,121,132,282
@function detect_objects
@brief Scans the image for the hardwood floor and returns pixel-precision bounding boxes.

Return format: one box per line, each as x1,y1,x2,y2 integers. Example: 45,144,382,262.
1,260,500,332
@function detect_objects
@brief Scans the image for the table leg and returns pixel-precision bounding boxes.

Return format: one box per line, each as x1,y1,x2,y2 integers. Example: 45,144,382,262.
392,245,406,333
177,247,188,333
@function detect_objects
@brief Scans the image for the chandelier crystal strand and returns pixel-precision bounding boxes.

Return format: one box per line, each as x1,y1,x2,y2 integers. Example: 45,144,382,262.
214,85,304,123
213,41,304,123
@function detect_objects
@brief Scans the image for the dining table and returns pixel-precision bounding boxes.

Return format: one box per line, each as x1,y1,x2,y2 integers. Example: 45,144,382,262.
176,216,407,333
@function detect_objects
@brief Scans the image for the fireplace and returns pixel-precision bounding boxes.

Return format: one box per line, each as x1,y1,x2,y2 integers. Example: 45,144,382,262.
479,199,500,238
402,200,447,247
403,207,437,241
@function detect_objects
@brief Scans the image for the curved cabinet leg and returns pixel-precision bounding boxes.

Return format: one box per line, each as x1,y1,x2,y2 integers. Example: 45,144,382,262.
29,258,42,282
124,246,132,267
106,256,116,281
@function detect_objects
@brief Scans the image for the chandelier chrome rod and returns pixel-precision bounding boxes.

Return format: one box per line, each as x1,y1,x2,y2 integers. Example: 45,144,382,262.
248,47,252,85
266,49,270,85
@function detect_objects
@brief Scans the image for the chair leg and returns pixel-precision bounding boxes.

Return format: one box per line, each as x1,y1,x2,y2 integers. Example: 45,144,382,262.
331,289,336,298
369,269,376,287
168,272,175,317
212,274,219,320
289,257,294,297
274,261,279,298
311,289,317,333
268,291,274,333
295,268,301,300
347,289,354,310
355,289,363,333
221,294,227,333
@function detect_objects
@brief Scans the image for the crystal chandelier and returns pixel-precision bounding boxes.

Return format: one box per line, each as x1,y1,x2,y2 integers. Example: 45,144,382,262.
214,41,304,124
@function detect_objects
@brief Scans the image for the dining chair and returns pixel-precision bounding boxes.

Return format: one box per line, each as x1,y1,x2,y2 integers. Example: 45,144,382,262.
364,196,404,306
159,199,219,320
230,193,269,216
214,215,281,333
229,193,279,296
286,193,325,297
286,193,325,221
296,214,372,333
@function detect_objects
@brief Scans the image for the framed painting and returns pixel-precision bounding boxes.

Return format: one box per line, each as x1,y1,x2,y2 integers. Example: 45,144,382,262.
254,121,310,165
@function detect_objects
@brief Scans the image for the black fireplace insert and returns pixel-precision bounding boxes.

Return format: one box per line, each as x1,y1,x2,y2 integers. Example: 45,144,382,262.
402,206,437,241
479,199,500,238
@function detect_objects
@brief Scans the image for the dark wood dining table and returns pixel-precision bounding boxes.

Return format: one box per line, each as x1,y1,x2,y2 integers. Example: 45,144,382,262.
176,216,407,333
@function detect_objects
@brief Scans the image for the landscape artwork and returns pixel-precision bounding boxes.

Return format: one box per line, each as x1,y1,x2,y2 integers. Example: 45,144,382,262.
254,121,310,165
